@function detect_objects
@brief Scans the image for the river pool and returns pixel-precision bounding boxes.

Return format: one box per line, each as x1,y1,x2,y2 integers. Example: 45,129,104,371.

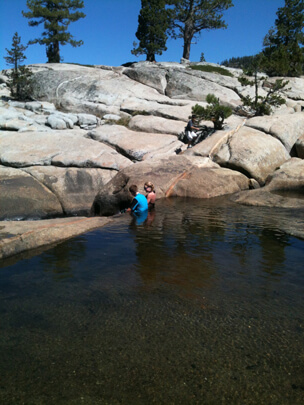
0,197,303,404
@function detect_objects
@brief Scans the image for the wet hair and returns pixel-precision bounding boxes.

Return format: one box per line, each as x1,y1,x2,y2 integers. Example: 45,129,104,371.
144,181,155,192
129,184,138,196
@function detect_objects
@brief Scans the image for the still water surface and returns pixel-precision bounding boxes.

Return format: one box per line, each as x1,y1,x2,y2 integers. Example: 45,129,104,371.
0,197,303,404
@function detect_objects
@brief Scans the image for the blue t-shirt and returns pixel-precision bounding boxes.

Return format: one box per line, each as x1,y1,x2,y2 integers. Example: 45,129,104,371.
132,209,148,225
131,193,148,213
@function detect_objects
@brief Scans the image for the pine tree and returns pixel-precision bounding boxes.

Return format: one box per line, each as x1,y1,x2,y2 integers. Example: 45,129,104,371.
262,0,304,77
237,56,289,116
22,0,85,63
168,0,233,60
4,32,33,100
192,94,232,130
132,0,170,62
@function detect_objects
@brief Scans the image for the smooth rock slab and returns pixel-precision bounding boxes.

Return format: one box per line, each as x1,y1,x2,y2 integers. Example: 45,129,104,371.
120,97,197,121
231,188,304,210
30,65,171,109
88,125,183,161
0,130,132,170
0,216,112,260
165,69,241,107
128,115,186,136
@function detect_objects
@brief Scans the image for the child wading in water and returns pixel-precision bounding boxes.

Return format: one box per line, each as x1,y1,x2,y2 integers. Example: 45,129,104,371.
144,181,156,209
127,184,148,213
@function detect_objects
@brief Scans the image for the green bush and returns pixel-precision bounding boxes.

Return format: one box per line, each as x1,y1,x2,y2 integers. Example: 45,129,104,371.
192,94,232,130
189,64,233,77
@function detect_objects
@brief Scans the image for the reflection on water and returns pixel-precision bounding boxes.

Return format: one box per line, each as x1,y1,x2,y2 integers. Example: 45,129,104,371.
0,197,303,404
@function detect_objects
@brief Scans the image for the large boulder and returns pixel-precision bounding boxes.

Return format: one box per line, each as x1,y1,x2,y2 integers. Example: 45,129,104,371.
0,164,115,220
230,158,304,209
91,155,249,216
245,112,304,154
265,158,304,191
164,166,250,198
211,126,290,185
23,166,115,216
0,166,62,220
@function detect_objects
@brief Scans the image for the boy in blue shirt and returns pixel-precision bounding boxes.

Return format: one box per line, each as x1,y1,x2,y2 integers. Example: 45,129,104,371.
127,184,148,213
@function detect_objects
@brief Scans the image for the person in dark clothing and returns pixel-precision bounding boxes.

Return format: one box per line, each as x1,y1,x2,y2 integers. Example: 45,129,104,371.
185,115,200,148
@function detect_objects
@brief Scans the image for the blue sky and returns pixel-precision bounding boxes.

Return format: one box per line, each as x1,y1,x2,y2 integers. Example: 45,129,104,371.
0,0,284,71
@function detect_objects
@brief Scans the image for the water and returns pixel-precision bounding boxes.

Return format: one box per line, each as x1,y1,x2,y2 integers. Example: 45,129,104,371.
0,197,303,405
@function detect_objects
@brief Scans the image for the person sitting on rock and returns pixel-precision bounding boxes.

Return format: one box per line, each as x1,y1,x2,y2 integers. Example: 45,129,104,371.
185,115,200,148
127,184,148,213
144,181,156,209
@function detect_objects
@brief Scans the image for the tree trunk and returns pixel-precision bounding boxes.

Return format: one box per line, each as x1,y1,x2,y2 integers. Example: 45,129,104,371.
46,40,60,63
146,53,156,62
183,23,194,60
54,40,60,63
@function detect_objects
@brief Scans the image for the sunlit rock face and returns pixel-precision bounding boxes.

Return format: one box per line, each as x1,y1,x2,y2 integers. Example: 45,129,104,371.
1,61,304,222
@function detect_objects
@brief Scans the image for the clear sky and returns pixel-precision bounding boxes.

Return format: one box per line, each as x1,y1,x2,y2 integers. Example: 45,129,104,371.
0,0,284,71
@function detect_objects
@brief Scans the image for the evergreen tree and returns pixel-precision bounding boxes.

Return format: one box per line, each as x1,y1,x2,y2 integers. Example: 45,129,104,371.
237,56,289,116
168,0,233,60
262,0,304,77
22,0,85,63
221,55,259,70
132,0,170,62
4,32,33,100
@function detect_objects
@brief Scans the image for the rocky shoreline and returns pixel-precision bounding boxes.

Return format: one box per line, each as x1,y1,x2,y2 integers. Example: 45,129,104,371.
1,61,304,259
